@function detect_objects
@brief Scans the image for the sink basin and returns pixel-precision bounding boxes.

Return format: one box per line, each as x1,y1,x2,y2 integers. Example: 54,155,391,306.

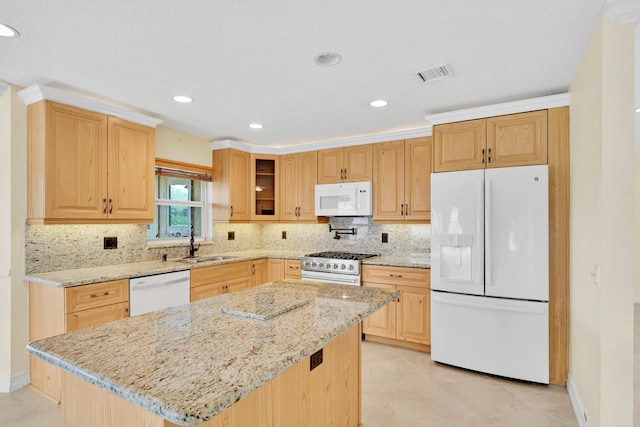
178,255,236,264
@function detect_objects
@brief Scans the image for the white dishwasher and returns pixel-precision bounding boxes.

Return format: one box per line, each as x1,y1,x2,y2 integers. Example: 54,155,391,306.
129,270,191,316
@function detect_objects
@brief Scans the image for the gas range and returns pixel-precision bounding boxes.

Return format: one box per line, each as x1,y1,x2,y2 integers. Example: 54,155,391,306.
301,251,377,281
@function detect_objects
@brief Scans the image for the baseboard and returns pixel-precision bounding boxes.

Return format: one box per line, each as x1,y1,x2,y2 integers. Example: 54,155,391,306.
567,373,590,427
0,370,30,393
634,295,640,303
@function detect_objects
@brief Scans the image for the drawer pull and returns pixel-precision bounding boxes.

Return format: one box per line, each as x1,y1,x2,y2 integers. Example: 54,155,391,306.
89,291,110,299
389,274,403,278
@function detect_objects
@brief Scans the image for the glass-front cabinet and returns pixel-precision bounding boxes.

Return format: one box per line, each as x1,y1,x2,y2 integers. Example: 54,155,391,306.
251,154,280,220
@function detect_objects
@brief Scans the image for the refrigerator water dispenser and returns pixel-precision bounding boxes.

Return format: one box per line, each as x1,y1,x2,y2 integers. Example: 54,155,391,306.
439,234,473,282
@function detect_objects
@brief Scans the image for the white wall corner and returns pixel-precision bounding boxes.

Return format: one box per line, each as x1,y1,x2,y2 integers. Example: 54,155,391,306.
567,373,591,427
605,0,640,24
0,370,30,393
0,82,9,97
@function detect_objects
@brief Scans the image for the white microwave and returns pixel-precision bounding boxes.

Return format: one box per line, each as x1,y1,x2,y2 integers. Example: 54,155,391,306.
315,181,372,216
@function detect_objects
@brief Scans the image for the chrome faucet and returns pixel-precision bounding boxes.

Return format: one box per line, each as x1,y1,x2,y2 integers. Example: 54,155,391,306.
189,225,200,257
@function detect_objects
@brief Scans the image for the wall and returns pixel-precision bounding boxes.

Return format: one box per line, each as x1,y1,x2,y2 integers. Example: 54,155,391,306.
155,126,211,167
568,14,634,426
0,85,28,392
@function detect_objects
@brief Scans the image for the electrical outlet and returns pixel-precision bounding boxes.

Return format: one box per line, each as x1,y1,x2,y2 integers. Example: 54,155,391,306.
103,236,117,250
228,231,235,241
282,230,287,239
381,232,388,243
310,349,323,371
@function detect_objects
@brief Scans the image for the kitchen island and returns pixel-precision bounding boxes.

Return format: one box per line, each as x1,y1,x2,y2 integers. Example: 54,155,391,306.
27,279,397,426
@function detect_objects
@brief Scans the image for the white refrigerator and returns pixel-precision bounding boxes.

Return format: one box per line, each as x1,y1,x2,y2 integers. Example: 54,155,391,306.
430,165,549,384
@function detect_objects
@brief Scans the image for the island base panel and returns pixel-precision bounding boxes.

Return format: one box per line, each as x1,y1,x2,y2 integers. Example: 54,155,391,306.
364,334,430,353
61,325,362,427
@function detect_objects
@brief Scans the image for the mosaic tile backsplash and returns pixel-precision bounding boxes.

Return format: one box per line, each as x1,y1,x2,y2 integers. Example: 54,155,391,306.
25,218,430,274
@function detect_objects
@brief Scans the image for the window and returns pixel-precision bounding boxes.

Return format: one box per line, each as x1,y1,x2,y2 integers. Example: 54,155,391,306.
147,161,212,242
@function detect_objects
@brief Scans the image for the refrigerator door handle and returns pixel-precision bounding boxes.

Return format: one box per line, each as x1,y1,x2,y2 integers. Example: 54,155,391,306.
485,179,492,286
433,294,546,315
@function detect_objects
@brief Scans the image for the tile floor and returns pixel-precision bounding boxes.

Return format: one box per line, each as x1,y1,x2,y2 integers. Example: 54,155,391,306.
1,340,579,427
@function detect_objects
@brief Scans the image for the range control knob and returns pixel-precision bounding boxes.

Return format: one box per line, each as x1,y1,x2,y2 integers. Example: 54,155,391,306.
311,262,317,267
303,261,310,267
318,262,324,268
340,264,346,270
326,264,332,269
348,264,354,270
333,263,339,269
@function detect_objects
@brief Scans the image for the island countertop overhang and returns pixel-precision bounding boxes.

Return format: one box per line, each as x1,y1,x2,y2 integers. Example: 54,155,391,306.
27,279,398,426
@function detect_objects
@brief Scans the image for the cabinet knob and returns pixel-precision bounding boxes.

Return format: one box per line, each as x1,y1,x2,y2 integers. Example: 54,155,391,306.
108,198,113,214
487,148,492,163
230,206,233,217
102,198,107,214
481,148,486,164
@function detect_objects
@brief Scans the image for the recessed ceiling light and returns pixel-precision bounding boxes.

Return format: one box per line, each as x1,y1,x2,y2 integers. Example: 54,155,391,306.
370,100,388,108
173,95,193,103
249,123,264,129
0,23,19,38
314,52,342,67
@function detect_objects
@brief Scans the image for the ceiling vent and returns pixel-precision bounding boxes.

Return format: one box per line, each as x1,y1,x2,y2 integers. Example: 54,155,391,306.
417,64,453,83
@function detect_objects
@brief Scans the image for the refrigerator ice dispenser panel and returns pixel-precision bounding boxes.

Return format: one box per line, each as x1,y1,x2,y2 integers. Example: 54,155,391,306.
439,233,474,282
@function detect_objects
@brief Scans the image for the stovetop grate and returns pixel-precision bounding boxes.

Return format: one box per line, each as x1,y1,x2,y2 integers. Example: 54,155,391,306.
304,251,377,261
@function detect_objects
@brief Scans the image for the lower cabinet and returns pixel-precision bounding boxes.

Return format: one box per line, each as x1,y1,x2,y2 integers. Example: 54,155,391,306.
29,279,130,401
362,265,430,352
252,259,267,286
284,259,301,279
267,258,285,282
190,261,253,302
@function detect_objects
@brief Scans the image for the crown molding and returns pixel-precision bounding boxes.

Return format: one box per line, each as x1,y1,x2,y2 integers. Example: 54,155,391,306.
17,84,163,128
210,127,432,155
605,0,640,24
424,93,571,126
0,81,9,97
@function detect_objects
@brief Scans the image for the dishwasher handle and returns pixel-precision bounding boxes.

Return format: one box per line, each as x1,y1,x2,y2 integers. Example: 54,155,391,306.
131,277,189,291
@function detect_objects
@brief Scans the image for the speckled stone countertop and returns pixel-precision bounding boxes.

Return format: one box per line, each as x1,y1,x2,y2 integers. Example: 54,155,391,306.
27,280,398,426
24,250,430,288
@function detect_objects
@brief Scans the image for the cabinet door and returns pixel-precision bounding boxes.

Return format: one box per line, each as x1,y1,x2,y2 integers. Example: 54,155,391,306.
397,286,430,345
487,110,548,168
66,302,129,332
107,117,155,221
280,154,299,220
267,259,285,282
65,279,129,313
297,151,318,220
251,154,279,220
343,144,372,182
229,150,251,221
45,102,108,220
317,148,344,184
404,137,432,221
227,276,252,293
434,119,486,172
373,141,405,220
190,282,226,301
252,259,268,286
362,283,396,338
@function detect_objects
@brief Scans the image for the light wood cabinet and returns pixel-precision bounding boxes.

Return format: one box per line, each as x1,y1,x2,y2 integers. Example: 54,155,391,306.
280,151,319,221
29,279,130,401
434,110,548,172
212,149,251,222
284,259,301,279
317,145,372,184
26,101,155,224
190,261,253,301
251,154,280,221
252,259,267,286
267,258,285,282
362,265,430,352
373,137,432,222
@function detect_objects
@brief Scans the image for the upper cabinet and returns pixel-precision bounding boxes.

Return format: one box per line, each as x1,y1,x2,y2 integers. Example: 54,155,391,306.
317,145,373,184
280,151,318,221
433,110,548,172
251,154,280,221
26,101,155,224
212,148,251,222
373,137,432,222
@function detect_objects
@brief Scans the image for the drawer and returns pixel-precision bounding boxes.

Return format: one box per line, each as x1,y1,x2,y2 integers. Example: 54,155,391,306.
362,265,429,288
191,282,226,302
66,302,129,332
65,279,129,313
190,261,252,288
284,260,301,279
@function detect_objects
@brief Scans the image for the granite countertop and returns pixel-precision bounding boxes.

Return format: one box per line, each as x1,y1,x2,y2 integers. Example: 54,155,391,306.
27,280,398,426
24,250,430,288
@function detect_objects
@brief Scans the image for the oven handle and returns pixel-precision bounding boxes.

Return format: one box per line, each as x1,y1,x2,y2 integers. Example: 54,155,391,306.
301,271,360,286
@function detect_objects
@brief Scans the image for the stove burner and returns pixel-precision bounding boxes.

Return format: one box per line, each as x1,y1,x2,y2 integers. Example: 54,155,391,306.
304,251,377,261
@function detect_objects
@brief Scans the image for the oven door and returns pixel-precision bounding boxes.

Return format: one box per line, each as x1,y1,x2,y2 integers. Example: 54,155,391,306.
301,270,361,286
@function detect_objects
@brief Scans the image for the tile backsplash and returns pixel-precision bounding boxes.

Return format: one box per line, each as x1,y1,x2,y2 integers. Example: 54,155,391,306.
25,218,430,274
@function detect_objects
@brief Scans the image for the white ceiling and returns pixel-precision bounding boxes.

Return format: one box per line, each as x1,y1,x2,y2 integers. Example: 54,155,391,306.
0,0,607,148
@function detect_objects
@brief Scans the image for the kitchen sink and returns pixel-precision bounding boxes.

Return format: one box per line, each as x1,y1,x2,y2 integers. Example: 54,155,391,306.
177,255,236,264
